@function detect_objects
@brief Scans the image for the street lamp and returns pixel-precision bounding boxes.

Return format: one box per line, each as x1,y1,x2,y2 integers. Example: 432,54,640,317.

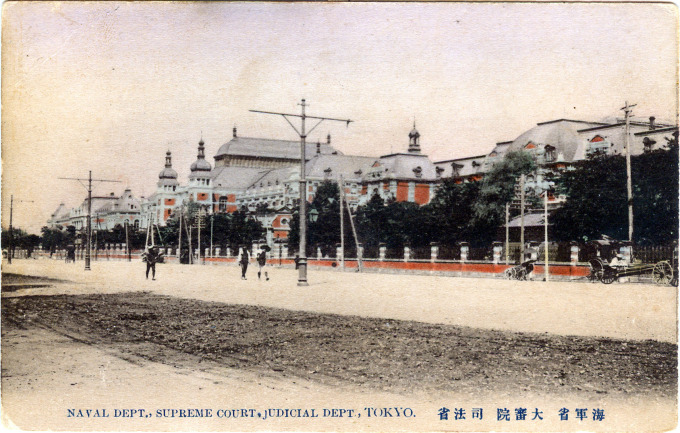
309,208,319,223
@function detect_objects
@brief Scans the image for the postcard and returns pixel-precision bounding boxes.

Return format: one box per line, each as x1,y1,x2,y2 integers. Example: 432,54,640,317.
2,2,678,432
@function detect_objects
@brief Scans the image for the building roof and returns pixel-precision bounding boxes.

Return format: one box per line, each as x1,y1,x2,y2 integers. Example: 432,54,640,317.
211,166,273,190
366,153,438,182
507,212,549,227
215,137,343,161
305,154,375,180
506,119,605,162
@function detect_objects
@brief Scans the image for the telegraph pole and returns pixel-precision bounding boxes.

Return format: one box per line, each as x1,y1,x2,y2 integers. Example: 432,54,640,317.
250,99,353,286
8,195,13,264
59,171,120,271
519,174,526,261
621,101,637,244
6,196,34,264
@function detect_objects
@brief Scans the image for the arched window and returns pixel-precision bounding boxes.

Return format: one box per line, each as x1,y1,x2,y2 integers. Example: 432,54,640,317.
134,220,140,229
219,197,228,212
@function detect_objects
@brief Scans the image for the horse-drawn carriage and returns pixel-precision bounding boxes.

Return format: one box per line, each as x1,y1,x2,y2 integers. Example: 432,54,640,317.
588,257,676,285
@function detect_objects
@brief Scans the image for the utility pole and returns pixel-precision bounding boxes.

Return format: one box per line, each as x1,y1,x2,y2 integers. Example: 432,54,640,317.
125,220,131,261
519,174,526,261
59,171,120,271
7,196,35,264
621,101,637,244
210,213,214,259
544,189,549,281
250,99,353,286
339,176,345,271
178,204,183,261
8,195,13,264
505,202,509,265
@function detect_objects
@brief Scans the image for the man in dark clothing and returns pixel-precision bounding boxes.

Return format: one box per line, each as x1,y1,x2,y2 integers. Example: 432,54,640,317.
257,249,269,281
144,246,161,280
239,247,249,280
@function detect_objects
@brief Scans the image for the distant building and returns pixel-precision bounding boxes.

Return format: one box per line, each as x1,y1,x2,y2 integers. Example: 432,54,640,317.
48,188,142,231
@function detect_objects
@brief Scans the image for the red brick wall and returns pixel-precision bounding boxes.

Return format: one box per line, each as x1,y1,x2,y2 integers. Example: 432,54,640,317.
197,193,208,201
414,184,430,205
164,198,175,206
396,182,409,202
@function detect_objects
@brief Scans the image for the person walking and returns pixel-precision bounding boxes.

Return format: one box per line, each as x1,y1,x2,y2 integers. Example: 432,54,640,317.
257,246,269,281
239,246,249,280
143,246,161,280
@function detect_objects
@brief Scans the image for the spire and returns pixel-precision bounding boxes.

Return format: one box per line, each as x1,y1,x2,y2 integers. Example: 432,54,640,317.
408,120,421,154
165,149,172,168
233,125,237,138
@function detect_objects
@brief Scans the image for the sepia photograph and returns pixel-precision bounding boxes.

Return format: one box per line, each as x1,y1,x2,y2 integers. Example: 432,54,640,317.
1,2,678,431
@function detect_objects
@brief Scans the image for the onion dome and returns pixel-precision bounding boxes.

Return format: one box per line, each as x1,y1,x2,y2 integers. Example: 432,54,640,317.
159,150,178,179
190,138,212,172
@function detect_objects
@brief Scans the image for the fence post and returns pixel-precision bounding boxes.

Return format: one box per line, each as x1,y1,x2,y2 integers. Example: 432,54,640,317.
430,242,439,263
379,243,386,262
459,242,469,262
570,242,579,265
492,242,503,264
317,246,323,260
404,245,410,262
282,244,288,259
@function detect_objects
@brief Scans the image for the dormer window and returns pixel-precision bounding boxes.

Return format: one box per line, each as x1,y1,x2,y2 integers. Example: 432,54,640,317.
436,166,445,179
544,145,556,162
412,166,422,178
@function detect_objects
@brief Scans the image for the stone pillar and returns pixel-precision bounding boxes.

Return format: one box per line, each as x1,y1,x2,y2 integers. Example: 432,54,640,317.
379,243,386,261
317,246,322,260
226,247,231,257
460,242,469,262
215,247,221,256
251,243,258,258
620,245,632,264
205,248,210,258
195,248,200,258
404,245,411,262
282,244,289,259
570,242,579,265
357,243,364,261
430,242,439,263
492,242,503,264
336,243,342,262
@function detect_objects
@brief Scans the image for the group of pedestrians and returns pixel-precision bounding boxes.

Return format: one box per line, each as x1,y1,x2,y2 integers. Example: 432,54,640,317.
140,244,269,282
239,246,269,281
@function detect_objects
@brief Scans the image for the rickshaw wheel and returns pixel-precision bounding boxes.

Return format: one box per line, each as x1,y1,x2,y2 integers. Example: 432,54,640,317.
652,261,673,285
601,269,617,284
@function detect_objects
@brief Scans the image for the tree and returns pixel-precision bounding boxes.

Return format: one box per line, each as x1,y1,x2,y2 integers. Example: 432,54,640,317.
552,145,678,244
471,151,536,245
424,179,481,245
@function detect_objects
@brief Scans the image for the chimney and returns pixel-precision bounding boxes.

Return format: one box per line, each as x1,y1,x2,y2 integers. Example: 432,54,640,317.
233,126,237,138
316,141,321,154
327,133,331,145
649,116,656,130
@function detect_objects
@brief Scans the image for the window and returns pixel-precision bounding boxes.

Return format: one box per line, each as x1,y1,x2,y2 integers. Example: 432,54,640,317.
544,145,556,162
219,197,228,212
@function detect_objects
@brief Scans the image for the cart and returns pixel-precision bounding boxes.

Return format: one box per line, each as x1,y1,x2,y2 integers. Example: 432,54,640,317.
597,260,674,285
504,259,536,281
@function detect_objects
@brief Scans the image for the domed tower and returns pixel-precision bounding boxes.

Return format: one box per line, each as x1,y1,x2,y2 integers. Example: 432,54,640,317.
157,150,179,190
408,122,421,154
190,138,212,173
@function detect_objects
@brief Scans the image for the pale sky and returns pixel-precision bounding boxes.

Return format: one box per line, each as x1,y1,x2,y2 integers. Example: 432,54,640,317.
2,2,678,233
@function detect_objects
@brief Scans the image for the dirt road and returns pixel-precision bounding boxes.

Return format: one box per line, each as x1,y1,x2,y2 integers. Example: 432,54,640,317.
1,259,677,431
